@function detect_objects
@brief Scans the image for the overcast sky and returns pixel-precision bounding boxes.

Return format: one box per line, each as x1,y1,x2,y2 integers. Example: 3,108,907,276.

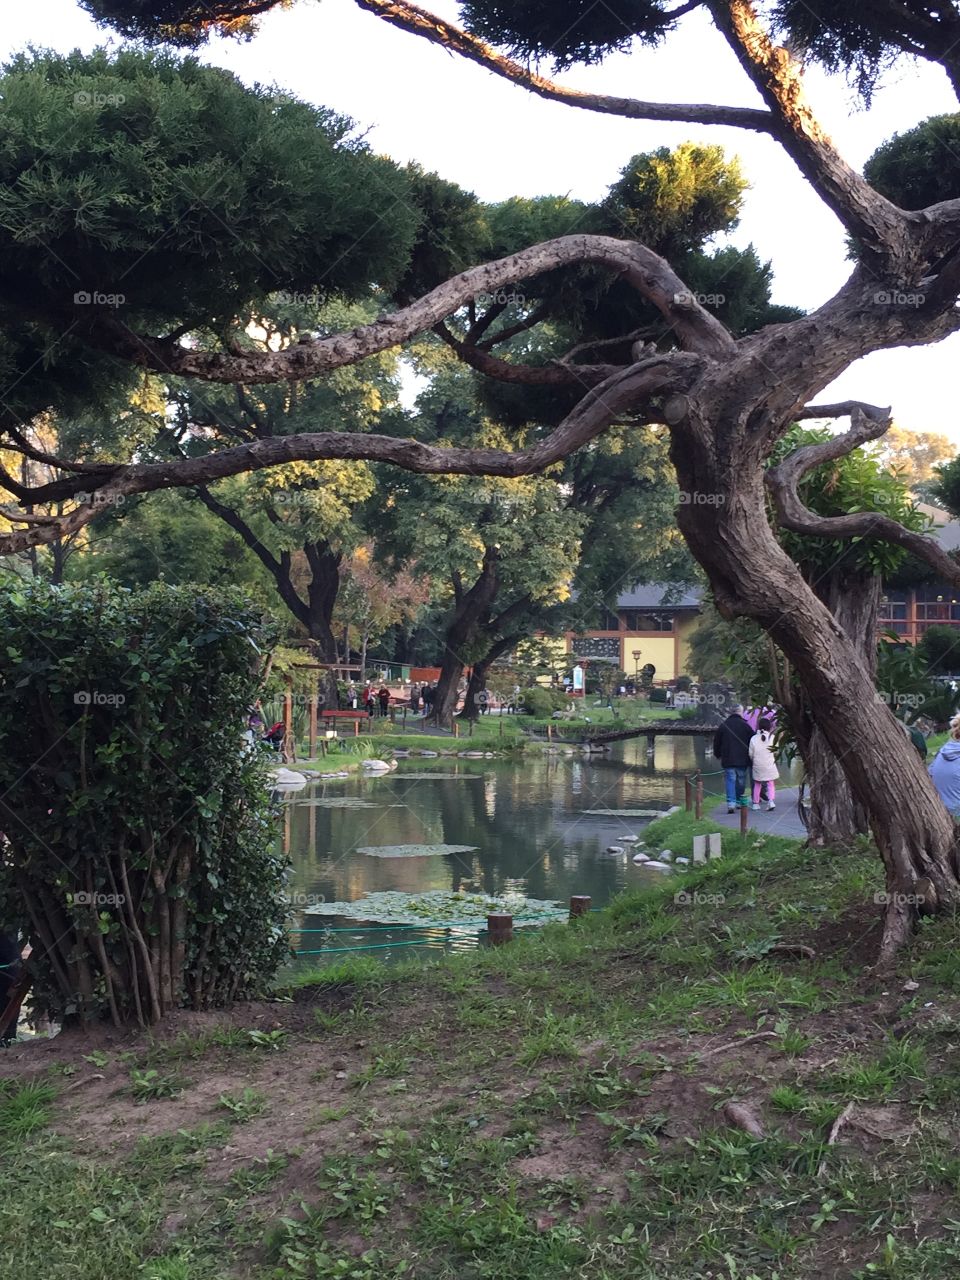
4,0,959,441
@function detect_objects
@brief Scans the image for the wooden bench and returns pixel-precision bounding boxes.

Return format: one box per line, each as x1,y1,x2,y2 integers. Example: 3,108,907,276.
319,710,372,737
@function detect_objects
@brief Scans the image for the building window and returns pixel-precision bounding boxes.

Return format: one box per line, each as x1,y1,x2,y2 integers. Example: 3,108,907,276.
621,611,674,632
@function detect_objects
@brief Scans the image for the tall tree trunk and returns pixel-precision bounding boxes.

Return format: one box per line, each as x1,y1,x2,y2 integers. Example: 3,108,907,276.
799,569,880,844
459,633,519,719
427,547,501,729
303,543,342,708
675,444,959,962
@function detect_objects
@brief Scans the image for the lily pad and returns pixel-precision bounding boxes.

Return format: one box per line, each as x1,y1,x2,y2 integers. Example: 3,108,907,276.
357,843,479,858
302,888,566,926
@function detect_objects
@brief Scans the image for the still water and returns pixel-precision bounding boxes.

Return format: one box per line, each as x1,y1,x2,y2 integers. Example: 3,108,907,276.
281,735,733,964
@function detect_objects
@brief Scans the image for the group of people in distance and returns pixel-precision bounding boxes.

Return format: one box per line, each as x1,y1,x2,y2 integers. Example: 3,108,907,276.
712,704,779,813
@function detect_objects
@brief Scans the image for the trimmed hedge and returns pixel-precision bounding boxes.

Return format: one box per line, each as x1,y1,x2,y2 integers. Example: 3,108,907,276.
0,581,288,1025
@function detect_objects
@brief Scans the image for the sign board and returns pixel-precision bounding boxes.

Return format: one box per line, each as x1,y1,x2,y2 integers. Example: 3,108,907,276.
572,665,584,692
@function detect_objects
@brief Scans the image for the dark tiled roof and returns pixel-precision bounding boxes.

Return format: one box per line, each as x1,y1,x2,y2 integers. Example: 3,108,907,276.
615,583,703,610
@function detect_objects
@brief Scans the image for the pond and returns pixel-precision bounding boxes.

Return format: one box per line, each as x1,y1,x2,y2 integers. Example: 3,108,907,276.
281,733,759,966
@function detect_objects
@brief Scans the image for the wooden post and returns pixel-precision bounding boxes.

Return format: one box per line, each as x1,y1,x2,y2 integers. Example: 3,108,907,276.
283,679,295,762
454,721,460,739
308,693,317,760
354,718,359,738
487,913,513,945
403,707,407,733
684,776,692,812
739,804,749,836
547,723,553,742
695,773,703,820
569,895,591,919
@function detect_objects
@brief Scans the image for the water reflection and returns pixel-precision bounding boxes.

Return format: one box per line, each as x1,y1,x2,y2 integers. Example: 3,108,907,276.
282,735,743,963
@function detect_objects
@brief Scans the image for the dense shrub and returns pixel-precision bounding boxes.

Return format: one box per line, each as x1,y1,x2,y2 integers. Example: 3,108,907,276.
649,687,668,704
519,686,569,717
0,581,289,1026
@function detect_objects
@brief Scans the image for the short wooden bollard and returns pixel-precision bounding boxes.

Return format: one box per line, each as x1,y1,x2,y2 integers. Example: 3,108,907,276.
487,912,513,945
569,895,591,919
739,805,749,836
454,721,460,739
695,776,703,820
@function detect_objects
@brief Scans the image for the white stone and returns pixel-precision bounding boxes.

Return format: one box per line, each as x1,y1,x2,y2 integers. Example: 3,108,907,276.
708,832,723,860
619,834,640,843
674,856,690,865
632,851,650,863
692,835,707,865
606,845,625,855
644,860,672,871
658,849,674,861
361,759,391,772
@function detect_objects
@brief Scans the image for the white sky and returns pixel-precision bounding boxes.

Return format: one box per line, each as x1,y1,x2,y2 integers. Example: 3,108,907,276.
4,0,959,439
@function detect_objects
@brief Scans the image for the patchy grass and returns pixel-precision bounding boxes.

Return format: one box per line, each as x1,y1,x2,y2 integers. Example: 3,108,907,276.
8,829,960,1277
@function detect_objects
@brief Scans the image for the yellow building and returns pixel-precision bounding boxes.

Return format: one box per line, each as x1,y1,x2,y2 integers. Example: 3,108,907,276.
564,585,703,683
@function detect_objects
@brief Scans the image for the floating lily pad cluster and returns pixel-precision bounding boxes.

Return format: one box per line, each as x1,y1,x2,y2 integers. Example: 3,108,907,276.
356,843,479,858
302,888,566,925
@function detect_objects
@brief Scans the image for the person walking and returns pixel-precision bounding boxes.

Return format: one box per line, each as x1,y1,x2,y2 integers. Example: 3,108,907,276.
930,713,960,818
409,683,420,714
363,684,375,717
713,703,754,812
377,685,390,717
748,716,779,810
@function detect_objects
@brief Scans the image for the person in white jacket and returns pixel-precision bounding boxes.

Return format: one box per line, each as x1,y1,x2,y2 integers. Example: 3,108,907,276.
749,717,779,811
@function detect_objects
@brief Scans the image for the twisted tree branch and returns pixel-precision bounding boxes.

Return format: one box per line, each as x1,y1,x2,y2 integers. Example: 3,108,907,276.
0,352,699,555
78,235,736,381
766,402,960,590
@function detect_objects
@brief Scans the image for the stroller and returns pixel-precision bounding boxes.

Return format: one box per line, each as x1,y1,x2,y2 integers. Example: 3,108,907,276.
263,721,285,752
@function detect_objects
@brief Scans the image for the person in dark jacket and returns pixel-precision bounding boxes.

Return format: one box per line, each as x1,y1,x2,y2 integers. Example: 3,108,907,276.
713,704,754,812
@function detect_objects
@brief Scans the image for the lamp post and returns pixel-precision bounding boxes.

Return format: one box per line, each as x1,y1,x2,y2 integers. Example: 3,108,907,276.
632,649,642,681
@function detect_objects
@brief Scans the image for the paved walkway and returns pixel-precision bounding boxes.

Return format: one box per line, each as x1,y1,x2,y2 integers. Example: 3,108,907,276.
708,786,808,840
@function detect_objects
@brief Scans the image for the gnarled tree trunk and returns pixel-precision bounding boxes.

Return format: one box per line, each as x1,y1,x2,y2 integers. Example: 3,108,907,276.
674,420,960,962
797,569,880,844
427,546,501,728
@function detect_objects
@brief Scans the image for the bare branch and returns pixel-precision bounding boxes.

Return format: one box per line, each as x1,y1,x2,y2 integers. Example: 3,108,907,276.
354,0,775,134
766,404,960,590
0,352,699,556
708,0,915,259
82,235,735,382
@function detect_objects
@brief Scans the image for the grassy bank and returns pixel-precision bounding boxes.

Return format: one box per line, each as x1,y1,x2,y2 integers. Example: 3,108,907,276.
5,813,960,1278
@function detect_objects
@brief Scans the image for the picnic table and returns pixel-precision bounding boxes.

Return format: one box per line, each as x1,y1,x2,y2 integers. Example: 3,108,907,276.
319,709,372,737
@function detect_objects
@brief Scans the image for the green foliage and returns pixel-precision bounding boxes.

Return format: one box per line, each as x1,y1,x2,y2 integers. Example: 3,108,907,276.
774,426,928,579
932,452,960,520
519,686,568,717
917,625,960,678
460,0,680,69
648,687,668,704
0,46,416,424
0,580,290,1023
864,114,960,210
